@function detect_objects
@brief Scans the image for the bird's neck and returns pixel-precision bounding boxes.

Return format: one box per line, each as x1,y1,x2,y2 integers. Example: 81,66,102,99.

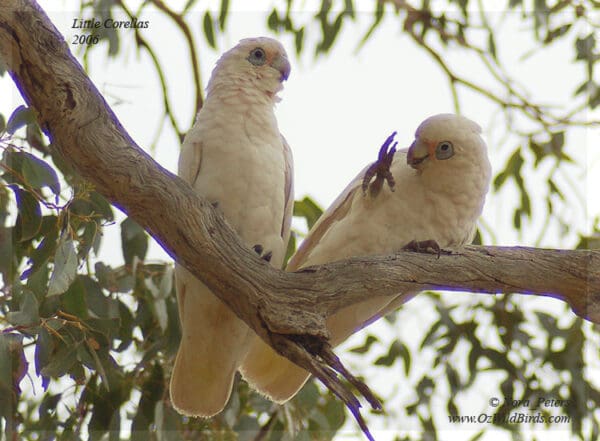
206,75,281,108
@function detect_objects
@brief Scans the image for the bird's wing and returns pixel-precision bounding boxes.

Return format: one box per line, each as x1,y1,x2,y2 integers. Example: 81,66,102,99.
286,163,370,271
177,138,202,186
172,135,244,417
280,135,295,260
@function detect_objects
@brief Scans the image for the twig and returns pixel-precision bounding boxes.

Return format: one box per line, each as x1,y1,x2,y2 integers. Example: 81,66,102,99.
150,0,204,121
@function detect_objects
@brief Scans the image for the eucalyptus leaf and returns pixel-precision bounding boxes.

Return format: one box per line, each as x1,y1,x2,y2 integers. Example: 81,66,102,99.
6,105,35,135
20,151,61,196
120,217,148,266
47,233,78,297
203,11,216,49
12,186,42,242
7,289,39,326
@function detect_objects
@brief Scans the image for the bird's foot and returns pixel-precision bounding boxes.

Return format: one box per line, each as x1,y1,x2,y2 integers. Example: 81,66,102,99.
402,239,449,259
253,244,273,262
362,131,398,198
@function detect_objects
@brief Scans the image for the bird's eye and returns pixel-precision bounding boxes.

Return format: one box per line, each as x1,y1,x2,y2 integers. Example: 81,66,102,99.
435,141,454,160
248,47,266,66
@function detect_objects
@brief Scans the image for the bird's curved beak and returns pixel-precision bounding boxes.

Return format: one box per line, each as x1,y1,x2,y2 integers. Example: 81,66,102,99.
407,139,430,169
271,53,291,82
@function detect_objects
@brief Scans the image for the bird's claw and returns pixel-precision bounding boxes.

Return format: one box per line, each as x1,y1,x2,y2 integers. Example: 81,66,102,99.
402,239,448,259
253,244,273,262
362,131,398,198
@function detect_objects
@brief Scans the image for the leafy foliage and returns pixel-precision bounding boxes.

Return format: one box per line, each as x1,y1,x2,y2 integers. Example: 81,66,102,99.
1,1,599,441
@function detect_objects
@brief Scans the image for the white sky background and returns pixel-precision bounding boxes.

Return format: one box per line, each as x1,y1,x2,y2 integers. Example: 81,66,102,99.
1,1,599,440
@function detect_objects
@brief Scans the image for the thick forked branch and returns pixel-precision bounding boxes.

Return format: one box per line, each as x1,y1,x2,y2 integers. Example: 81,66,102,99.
1,1,598,438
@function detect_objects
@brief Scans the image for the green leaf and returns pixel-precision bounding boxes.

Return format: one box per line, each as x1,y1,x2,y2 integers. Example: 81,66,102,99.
26,265,50,301
349,334,378,354
398,340,411,375
446,364,460,393
156,265,173,331
488,32,497,61
38,393,61,427
218,0,229,30
20,151,61,196
421,320,444,349
85,318,120,339
295,380,320,409
374,340,406,367
0,334,26,412
203,11,216,49
233,416,261,439
0,335,12,401
591,87,600,109
22,215,59,279
0,184,8,223
0,227,17,281
294,27,305,55
40,344,78,378
12,186,42,242
89,191,114,221
267,9,280,31
1,148,23,184
323,396,346,431
6,105,36,135
7,289,39,326
121,217,148,266
544,24,571,44
284,231,296,265
493,148,523,191
294,197,324,230
61,277,89,319
78,275,119,319
34,327,53,387
115,300,134,352
182,0,198,14
358,0,384,51
576,232,600,249
575,33,595,61
78,343,109,386
78,220,99,258
48,232,78,297
132,363,165,438
98,24,120,56
26,119,47,154
0,113,5,133
95,262,134,293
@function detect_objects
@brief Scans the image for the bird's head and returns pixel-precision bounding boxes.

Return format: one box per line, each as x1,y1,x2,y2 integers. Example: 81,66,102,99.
207,37,291,103
406,114,491,193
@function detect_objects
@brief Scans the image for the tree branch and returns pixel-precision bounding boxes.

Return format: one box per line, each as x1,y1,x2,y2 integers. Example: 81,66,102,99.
1,1,598,438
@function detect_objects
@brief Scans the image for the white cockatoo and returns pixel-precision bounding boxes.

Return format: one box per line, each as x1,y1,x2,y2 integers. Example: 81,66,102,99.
169,37,294,417
239,113,491,403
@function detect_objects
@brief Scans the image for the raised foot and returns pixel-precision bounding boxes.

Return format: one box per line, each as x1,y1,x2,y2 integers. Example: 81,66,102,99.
362,131,398,198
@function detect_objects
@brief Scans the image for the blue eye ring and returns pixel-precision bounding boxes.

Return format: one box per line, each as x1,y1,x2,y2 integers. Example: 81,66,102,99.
248,47,266,66
436,141,454,160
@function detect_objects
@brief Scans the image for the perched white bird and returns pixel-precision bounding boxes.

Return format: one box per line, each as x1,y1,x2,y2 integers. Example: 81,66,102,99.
239,113,492,403
169,37,294,417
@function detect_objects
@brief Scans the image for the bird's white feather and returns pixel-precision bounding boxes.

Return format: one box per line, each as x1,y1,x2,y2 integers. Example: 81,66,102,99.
169,37,293,417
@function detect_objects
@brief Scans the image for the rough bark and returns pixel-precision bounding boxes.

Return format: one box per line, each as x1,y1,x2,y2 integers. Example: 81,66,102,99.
1,1,599,438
